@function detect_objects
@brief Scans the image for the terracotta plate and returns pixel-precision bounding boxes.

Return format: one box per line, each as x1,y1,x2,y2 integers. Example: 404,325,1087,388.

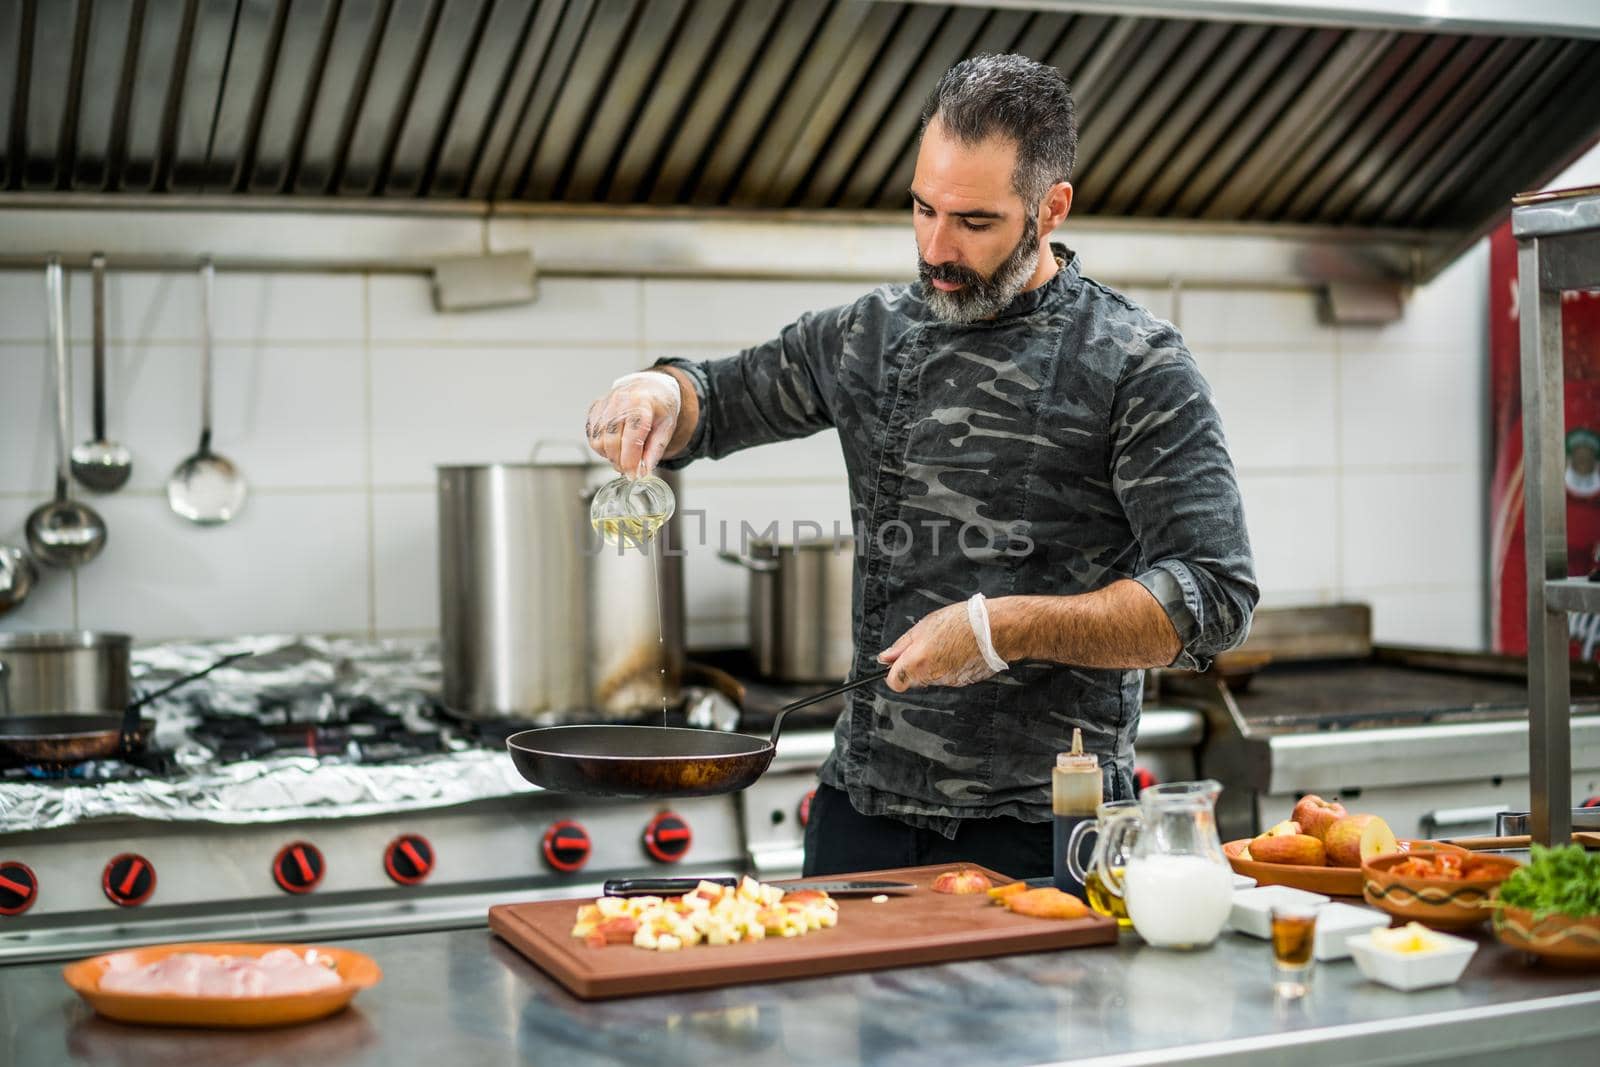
1223,839,1467,897
62,941,382,1028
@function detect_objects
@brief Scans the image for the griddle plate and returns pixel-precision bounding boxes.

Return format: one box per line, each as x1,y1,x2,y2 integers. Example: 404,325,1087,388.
1229,660,1600,735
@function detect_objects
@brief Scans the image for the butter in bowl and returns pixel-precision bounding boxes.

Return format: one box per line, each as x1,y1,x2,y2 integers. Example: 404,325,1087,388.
1346,923,1478,991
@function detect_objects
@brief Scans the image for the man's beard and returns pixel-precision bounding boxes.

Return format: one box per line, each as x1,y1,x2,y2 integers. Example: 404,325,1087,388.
918,214,1040,324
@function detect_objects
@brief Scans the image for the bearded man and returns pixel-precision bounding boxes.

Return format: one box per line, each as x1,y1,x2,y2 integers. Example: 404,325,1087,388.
583,53,1257,878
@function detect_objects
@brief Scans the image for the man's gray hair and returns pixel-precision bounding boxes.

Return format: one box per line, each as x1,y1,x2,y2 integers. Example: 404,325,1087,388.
920,54,1078,208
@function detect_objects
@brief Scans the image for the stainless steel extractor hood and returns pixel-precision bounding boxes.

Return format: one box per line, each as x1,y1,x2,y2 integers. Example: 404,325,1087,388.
2,0,1599,283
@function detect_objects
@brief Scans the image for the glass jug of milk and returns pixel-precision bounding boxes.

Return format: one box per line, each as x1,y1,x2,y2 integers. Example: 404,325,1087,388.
1094,780,1233,949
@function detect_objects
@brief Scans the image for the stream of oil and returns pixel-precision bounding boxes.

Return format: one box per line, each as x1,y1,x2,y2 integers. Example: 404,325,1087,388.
650,548,667,726
593,512,671,725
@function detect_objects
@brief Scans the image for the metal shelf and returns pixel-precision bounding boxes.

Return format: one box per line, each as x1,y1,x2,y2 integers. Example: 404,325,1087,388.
1516,185,1600,847
1544,578,1600,614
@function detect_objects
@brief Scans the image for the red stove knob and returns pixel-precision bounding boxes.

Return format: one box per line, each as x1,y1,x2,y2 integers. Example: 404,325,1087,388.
643,811,692,864
102,854,157,908
383,834,435,886
272,842,326,894
542,821,592,873
0,861,38,917
1582,796,1600,808
1133,767,1159,794
798,790,816,828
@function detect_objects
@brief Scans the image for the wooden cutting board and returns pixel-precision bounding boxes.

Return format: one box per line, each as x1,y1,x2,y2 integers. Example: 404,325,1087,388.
489,863,1118,1000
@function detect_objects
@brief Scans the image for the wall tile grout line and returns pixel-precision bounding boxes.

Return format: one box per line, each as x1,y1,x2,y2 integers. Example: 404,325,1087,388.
363,273,378,641
636,278,647,363
0,487,382,499
1241,463,1482,477
1342,582,1488,595
1333,319,1347,597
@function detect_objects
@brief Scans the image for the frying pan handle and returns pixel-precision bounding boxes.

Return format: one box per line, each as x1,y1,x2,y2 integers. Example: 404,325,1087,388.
126,651,254,713
768,667,890,747
119,650,254,747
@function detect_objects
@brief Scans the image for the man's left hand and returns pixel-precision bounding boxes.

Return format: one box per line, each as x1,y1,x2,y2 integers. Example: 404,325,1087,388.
878,601,1001,692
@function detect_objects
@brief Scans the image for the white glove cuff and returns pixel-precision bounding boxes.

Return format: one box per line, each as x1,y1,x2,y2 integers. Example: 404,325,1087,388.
966,593,1010,674
611,370,682,411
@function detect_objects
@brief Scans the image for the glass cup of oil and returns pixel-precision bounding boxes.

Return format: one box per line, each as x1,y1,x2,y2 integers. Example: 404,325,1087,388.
590,473,675,548
1070,798,1139,928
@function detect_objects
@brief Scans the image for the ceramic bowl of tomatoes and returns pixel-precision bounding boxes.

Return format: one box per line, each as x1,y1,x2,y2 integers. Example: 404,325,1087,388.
1362,852,1523,930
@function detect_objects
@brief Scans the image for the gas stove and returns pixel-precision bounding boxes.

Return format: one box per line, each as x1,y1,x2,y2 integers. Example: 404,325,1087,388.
0,638,833,965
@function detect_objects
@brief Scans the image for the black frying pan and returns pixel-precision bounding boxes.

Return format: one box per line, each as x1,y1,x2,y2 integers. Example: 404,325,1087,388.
0,651,251,768
506,668,889,798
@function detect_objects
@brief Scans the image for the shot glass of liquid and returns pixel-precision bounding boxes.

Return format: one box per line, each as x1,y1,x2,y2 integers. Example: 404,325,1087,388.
1270,903,1319,999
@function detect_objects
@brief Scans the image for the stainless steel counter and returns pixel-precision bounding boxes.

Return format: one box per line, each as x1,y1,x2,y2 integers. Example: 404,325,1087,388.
4,922,1599,1067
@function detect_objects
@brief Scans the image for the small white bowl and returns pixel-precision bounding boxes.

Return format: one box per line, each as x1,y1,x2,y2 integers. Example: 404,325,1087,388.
1231,872,1258,891
1313,903,1391,961
1229,885,1329,939
1346,928,1478,991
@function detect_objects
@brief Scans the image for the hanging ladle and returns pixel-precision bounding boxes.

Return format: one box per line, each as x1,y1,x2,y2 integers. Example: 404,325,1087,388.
167,258,247,525
0,546,37,616
26,257,109,568
70,253,133,492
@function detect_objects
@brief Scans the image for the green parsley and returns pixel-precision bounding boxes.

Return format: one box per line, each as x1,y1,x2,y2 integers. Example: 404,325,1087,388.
1494,844,1600,920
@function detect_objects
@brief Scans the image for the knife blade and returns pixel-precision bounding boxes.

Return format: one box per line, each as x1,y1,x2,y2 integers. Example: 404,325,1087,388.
601,876,917,897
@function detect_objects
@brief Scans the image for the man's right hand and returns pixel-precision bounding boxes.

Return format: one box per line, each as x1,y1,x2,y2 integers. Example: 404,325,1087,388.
585,370,683,476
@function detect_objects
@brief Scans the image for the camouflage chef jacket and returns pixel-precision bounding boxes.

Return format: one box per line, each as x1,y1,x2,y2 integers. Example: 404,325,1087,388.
659,244,1257,836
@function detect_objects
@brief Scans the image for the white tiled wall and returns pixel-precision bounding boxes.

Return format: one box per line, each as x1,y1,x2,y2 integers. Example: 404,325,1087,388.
0,242,1489,649
1194,243,1489,648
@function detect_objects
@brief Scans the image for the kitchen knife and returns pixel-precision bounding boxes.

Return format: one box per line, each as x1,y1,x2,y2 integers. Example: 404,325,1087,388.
602,876,916,897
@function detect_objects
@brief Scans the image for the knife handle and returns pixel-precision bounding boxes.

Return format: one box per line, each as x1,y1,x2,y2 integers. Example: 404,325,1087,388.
603,876,737,897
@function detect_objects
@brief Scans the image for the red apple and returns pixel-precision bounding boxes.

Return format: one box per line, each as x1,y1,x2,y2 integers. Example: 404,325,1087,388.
1324,814,1397,868
1291,795,1348,842
931,868,993,894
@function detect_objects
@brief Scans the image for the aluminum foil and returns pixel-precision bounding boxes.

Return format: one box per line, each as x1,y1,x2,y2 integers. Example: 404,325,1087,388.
0,749,537,830
686,688,741,731
130,634,441,726
2,635,485,832
0,635,742,832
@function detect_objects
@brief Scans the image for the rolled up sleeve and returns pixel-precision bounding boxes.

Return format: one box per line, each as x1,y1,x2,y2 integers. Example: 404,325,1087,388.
653,302,851,468
1110,325,1258,670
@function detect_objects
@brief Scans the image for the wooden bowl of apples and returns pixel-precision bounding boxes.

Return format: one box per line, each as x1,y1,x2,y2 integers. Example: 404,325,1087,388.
1223,795,1467,897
